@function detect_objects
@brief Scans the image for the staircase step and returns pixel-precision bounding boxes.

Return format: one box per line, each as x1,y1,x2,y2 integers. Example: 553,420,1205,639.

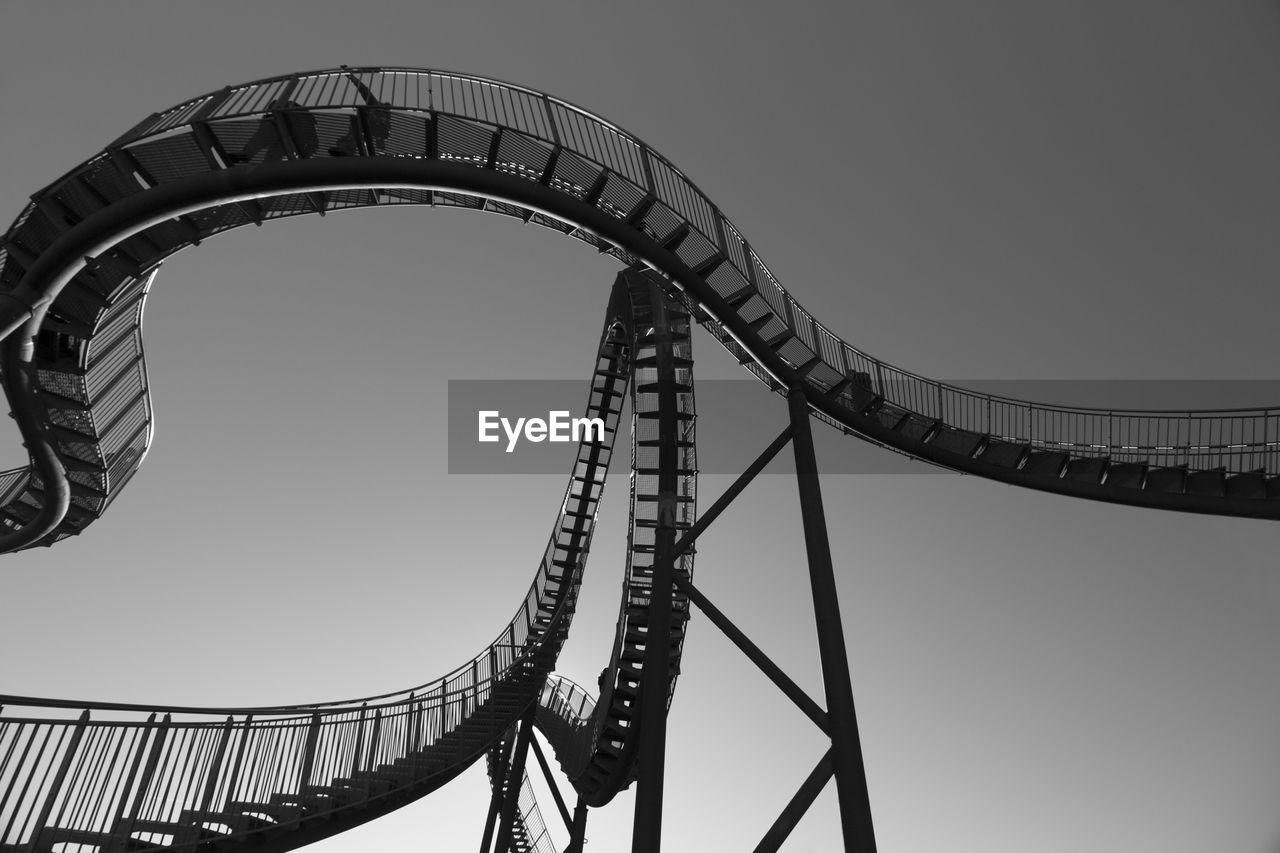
1105,462,1146,489
37,827,115,851
269,791,345,816
329,769,393,788
301,783,371,805
227,800,303,823
1186,468,1226,497
871,405,907,432
390,758,444,777
1022,451,1068,478
895,414,937,443
1226,470,1267,499
1065,457,1108,484
179,808,278,834
349,767,414,787
976,439,1027,469
1145,465,1187,494
128,819,227,846
928,426,983,458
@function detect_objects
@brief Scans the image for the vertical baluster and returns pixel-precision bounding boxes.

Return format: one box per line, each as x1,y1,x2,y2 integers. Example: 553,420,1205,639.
438,687,447,745
65,722,110,834
1267,409,1274,471
117,713,171,846
471,660,480,717
408,694,420,756
89,724,130,835
195,717,233,819
2,724,49,844
101,714,155,851
349,704,368,778
1186,412,1193,465
219,715,252,813
297,714,321,793
26,710,89,853
365,710,382,787
541,95,560,146
159,724,200,823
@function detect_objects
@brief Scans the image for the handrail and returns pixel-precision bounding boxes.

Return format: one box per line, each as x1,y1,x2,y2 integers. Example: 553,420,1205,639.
0,549,579,721
11,67,1278,481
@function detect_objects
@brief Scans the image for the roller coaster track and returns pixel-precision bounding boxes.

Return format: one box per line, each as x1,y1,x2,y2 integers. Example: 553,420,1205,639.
0,67,1276,852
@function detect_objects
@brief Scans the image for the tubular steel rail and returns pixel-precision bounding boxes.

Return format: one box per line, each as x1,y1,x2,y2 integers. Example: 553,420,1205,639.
0,66,1277,853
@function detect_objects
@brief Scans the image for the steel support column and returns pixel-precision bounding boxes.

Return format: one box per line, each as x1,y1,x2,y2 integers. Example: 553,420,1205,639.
565,797,589,853
787,386,877,852
479,731,516,853
492,703,536,853
630,275,680,853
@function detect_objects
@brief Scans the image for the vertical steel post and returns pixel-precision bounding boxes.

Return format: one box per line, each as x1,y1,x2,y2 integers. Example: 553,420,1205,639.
118,714,172,845
221,715,253,810
631,276,679,853
565,797,589,853
196,717,234,818
787,386,877,852
104,713,156,846
297,713,321,793
349,705,368,779
493,704,536,853
479,733,515,853
409,693,421,754
631,512,674,853
27,710,89,853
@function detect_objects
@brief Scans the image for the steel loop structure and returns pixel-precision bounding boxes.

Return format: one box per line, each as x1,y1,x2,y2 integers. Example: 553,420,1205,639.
0,66,1276,852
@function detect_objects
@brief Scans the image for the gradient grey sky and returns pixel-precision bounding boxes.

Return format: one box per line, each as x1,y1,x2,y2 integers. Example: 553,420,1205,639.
2,3,1280,851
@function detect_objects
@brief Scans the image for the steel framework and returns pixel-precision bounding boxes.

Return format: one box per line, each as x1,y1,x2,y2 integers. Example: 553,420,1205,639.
0,67,1276,852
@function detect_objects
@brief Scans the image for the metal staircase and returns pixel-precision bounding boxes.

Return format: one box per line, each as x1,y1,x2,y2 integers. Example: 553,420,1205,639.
3,66,1278,852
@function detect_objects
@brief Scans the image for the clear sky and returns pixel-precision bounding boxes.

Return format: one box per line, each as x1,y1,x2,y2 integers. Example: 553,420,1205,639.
2,2,1280,851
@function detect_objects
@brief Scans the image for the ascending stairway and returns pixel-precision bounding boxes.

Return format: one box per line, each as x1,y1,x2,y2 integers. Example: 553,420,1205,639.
1,656,550,853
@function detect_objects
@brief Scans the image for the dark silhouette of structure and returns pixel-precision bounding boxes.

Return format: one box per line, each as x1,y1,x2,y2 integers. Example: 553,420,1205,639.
0,67,1276,853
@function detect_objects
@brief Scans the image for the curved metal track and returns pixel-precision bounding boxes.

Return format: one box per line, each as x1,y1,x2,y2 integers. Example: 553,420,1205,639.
0,67,1276,852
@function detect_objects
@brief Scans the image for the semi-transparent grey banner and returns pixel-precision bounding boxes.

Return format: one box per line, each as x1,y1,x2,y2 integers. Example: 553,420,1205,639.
447,380,1280,475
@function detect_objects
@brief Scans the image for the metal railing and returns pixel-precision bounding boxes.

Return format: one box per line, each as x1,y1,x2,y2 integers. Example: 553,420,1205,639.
0,642,549,849
78,66,1276,475
534,677,598,782
0,576,568,851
